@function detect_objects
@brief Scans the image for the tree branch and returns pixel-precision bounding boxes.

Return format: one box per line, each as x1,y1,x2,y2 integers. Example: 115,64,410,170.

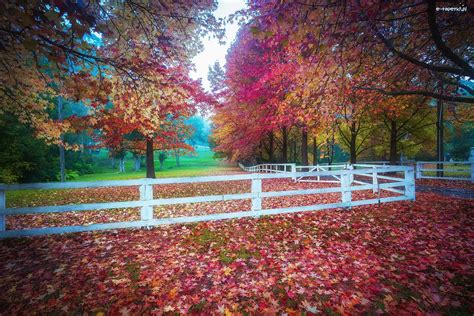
426,0,474,78
355,86,474,103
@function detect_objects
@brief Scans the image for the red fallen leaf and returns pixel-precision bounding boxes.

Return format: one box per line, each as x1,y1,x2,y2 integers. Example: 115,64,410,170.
0,178,472,314
287,290,296,299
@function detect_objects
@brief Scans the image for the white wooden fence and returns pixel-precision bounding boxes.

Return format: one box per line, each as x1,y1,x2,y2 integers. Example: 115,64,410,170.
414,147,474,182
240,162,411,195
240,162,389,186
295,164,347,183
238,163,296,173
0,166,415,238
416,161,473,182
240,163,415,202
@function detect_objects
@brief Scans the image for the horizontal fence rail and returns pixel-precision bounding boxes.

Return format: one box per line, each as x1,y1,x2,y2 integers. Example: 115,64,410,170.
0,166,415,238
238,163,296,174
239,162,407,186
416,161,473,182
239,157,473,183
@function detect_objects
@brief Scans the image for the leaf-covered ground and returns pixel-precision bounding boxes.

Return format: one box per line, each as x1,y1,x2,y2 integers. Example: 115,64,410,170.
0,181,473,314
416,179,474,190
6,178,399,230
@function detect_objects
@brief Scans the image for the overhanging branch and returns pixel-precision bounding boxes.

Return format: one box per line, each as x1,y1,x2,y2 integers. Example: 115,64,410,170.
355,86,474,103
426,0,474,78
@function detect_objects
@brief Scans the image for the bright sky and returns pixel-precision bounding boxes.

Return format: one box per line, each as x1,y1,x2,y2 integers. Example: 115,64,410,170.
191,0,247,91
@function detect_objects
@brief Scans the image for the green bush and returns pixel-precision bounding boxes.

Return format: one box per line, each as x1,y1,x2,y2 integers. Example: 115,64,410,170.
0,113,59,183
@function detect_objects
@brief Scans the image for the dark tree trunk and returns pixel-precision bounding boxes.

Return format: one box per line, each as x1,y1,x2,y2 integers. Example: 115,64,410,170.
389,120,398,165
329,143,334,165
301,129,308,165
292,141,297,163
146,138,156,178
57,96,65,182
436,100,444,177
268,132,274,162
349,121,357,164
175,150,180,166
257,140,264,163
327,137,335,166
312,137,318,165
350,141,356,164
289,141,293,163
59,144,65,181
281,127,288,163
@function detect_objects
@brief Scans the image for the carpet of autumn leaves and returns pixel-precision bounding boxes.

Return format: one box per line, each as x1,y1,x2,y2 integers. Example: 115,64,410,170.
416,179,474,190
6,177,400,230
0,180,473,315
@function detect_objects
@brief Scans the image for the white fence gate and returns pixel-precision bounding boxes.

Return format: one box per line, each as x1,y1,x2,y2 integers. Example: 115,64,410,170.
0,167,415,238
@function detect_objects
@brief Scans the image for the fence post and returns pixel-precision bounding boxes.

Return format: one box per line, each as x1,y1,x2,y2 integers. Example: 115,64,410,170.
140,180,154,221
0,190,5,231
404,168,416,200
291,164,296,181
316,164,320,182
251,176,262,214
348,164,354,184
470,147,474,183
372,167,378,193
340,173,352,208
416,162,421,179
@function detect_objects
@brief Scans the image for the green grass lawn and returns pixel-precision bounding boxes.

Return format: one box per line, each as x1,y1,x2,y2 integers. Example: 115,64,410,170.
6,146,238,206
421,163,470,178
76,145,235,181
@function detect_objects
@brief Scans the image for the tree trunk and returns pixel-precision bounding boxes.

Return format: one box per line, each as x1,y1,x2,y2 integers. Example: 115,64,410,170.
329,144,334,165
289,141,293,163
159,160,164,170
111,158,115,169
175,150,180,166
134,155,141,171
301,129,308,166
293,141,297,163
329,133,335,165
290,141,296,163
282,127,288,163
436,100,444,177
268,131,274,162
389,120,398,165
146,138,156,178
312,137,318,165
350,141,356,164
349,121,357,164
119,157,125,172
59,144,65,181
57,96,66,182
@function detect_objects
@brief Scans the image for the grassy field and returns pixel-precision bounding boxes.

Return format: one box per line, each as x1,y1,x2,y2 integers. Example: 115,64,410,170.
76,145,235,181
6,146,238,205
420,163,470,178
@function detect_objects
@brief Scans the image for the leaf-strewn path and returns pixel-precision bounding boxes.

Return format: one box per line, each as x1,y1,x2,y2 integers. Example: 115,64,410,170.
0,182,473,314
